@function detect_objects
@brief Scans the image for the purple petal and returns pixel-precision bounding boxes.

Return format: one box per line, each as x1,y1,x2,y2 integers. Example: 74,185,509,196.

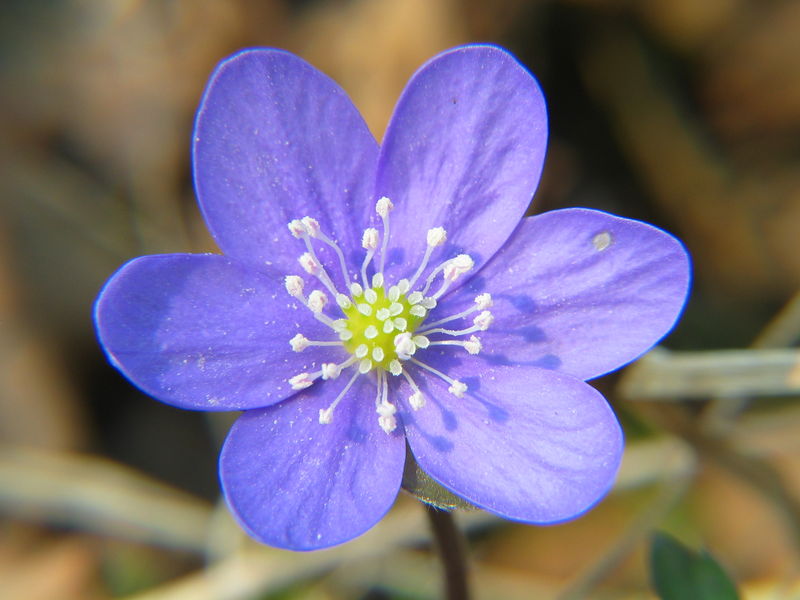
400,357,623,522
448,208,691,380
220,376,405,550
94,254,341,411
193,49,379,280
376,45,547,282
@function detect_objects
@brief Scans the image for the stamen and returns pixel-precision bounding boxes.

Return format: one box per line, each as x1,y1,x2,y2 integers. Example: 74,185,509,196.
358,358,373,374
372,273,384,289
287,219,306,238
304,219,352,285
409,357,467,398
401,369,425,410
421,253,474,296
418,310,494,337
388,359,403,375
284,275,305,299
289,333,345,352
423,293,492,329
307,290,328,313
321,362,341,379
364,288,378,304
376,308,391,321
350,282,364,297
361,228,379,288
408,226,447,289
289,372,315,390
375,371,397,433
319,369,360,424
394,332,417,360
289,333,309,351
376,196,393,274
428,335,482,355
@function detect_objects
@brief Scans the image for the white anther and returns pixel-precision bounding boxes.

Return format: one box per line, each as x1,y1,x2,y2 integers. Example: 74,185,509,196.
394,317,408,331
376,308,391,321
287,219,306,238
409,391,425,410
365,325,379,339
364,288,378,304
355,344,369,358
475,293,493,310
308,290,328,313
409,305,426,318
372,273,384,289
394,332,416,359
389,359,403,376
284,275,305,298
427,227,447,247
412,335,430,349
372,347,385,362
376,400,397,433
321,363,341,380
289,373,314,390
289,333,310,351
464,335,482,355
331,319,348,331
388,286,400,302
339,329,353,341
362,227,379,250
350,282,364,297
319,407,334,424
357,303,373,316
407,291,423,305
448,381,468,398
300,216,321,237
397,279,410,294
473,310,494,331
376,196,394,217
336,293,352,309
421,297,437,310
299,252,321,275
443,254,474,281
383,319,395,334
358,359,373,374
389,302,404,316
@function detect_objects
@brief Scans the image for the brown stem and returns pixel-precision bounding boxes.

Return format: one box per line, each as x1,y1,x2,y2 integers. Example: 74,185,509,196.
425,503,471,600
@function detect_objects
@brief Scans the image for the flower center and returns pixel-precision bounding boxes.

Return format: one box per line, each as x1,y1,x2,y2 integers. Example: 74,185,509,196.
282,197,494,433
339,283,425,370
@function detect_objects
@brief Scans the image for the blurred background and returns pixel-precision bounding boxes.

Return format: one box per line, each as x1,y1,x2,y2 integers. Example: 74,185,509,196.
2,0,800,598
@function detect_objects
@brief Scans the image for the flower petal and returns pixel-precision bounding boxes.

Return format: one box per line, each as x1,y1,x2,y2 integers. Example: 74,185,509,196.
376,45,547,281
401,357,623,522
193,49,379,279
94,254,340,411
220,376,405,550
449,208,691,380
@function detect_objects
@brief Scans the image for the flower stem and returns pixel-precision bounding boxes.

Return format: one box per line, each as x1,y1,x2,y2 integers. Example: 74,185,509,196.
425,504,471,600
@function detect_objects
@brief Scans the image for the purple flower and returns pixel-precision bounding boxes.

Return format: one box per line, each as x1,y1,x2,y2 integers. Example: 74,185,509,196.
94,45,690,551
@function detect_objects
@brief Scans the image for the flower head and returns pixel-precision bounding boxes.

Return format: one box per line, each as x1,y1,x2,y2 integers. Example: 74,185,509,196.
94,46,690,550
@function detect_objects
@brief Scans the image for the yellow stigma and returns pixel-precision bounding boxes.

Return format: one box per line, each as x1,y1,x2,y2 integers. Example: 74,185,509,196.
340,286,424,369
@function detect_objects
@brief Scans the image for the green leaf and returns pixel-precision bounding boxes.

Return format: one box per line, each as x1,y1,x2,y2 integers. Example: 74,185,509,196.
401,445,476,511
650,532,740,600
